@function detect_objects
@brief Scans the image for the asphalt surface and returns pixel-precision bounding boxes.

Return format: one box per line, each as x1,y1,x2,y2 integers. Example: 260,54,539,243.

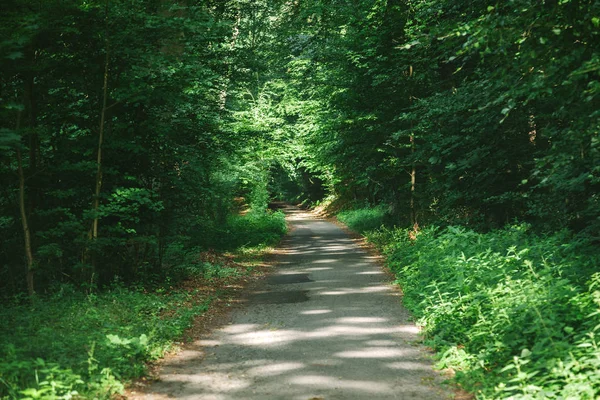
133,206,452,400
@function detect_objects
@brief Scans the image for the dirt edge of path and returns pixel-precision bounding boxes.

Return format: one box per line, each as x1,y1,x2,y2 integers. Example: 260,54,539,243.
125,204,474,400
123,241,287,398
315,209,475,400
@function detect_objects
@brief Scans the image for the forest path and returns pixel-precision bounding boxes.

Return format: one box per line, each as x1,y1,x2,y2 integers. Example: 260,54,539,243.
133,205,452,400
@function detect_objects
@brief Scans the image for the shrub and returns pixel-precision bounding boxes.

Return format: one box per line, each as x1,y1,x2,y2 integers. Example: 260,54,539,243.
0,288,210,399
362,224,600,399
337,205,391,233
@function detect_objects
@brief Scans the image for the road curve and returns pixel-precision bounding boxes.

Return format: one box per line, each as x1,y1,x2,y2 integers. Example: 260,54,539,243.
133,205,452,400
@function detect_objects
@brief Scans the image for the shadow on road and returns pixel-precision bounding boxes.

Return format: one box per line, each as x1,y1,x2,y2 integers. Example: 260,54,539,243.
135,205,452,400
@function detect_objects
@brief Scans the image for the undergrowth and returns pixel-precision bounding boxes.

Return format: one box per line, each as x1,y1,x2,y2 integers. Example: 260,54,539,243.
336,205,390,233
0,287,210,399
191,210,287,250
0,211,287,400
341,206,600,399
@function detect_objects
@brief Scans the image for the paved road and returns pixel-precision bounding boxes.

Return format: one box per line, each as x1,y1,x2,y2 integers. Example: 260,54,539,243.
134,206,452,400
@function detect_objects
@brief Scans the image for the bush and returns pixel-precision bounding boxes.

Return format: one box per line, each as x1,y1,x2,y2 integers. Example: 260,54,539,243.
363,224,600,399
0,209,288,399
336,205,391,233
191,210,287,251
0,288,210,399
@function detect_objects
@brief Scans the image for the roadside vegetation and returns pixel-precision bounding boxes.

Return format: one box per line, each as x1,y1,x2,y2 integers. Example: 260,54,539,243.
338,206,600,399
0,211,286,400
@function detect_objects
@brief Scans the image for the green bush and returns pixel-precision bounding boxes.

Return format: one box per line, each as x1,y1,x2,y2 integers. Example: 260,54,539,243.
0,288,210,399
363,224,600,399
336,205,391,233
191,210,287,250
0,209,288,399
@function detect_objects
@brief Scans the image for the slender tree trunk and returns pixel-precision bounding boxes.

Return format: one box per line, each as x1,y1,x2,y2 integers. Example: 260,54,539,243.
409,65,417,227
410,134,416,226
15,112,35,296
86,0,110,282
91,47,109,241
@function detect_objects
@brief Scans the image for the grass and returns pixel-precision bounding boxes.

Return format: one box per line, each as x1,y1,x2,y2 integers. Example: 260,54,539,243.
338,206,600,399
0,211,287,400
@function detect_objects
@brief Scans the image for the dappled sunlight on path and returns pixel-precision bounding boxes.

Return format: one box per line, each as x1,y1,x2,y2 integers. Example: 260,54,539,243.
132,205,451,400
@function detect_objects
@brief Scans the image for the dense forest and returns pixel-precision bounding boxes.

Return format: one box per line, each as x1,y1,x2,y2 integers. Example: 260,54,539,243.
1,0,599,398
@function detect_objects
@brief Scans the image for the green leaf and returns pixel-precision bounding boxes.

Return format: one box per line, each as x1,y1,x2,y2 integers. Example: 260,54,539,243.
6,51,24,60
0,128,20,150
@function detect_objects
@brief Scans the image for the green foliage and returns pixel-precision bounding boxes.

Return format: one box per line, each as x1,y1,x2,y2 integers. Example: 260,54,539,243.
0,287,210,399
2,0,600,397
201,263,241,281
336,205,391,234
0,205,285,399
191,211,287,251
264,0,600,234
0,0,294,297
364,224,600,398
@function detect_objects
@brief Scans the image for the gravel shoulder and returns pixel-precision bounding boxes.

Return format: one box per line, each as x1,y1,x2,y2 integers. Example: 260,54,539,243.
130,205,453,400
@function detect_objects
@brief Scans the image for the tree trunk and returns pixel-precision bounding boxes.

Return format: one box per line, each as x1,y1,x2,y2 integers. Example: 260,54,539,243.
91,46,109,242
86,0,110,281
410,134,416,226
15,112,35,296
409,65,417,227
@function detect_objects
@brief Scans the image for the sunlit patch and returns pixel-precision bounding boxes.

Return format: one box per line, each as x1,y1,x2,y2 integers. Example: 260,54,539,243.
231,330,299,346
335,347,410,359
320,245,350,251
336,317,387,324
318,286,389,295
301,309,332,315
289,375,393,393
246,362,305,377
304,267,333,271
386,361,431,371
397,325,420,334
356,271,384,275
312,259,337,264
162,349,203,364
222,324,259,334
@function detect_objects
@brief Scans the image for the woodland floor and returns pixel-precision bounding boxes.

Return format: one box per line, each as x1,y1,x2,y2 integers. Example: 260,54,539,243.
128,205,453,400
